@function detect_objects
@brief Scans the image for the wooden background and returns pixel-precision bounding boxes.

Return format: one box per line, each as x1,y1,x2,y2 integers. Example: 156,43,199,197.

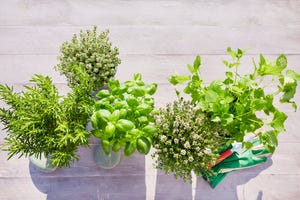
0,0,300,199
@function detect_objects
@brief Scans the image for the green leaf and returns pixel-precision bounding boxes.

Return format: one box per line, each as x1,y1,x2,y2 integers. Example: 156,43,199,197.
276,54,287,69
126,97,139,107
193,55,201,71
95,109,111,122
286,69,300,81
101,139,111,155
136,136,151,154
136,104,152,115
108,79,120,91
130,87,146,97
237,48,243,59
187,64,195,74
142,124,157,135
145,83,157,95
226,72,233,79
270,111,287,132
124,141,136,156
259,54,266,66
205,89,219,102
104,122,116,138
223,60,229,67
260,131,278,153
112,141,122,152
134,73,142,81
227,47,236,59
109,110,120,122
138,116,148,124
96,90,110,98
243,141,253,149
168,75,190,85
116,119,135,132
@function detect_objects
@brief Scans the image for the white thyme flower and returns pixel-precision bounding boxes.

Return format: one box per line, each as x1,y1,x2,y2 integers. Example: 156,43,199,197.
180,149,186,156
174,138,179,144
195,147,201,152
192,134,200,140
197,152,203,156
160,135,167,142
192,141,197,146
204,148,212,154
184,141,191,149
188,156,194,162
173,154,179,159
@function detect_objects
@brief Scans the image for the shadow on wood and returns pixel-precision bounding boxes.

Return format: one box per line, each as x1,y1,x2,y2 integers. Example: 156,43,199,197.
29,146,146,200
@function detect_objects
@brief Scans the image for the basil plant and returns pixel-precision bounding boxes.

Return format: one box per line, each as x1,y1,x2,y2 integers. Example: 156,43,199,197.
91,73,157,156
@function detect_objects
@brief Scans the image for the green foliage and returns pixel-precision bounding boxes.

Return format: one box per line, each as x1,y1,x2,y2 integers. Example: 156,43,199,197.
152,99,229,182
55,26,121,90
91,73,157,156
169,49,299,153
0,65,94,168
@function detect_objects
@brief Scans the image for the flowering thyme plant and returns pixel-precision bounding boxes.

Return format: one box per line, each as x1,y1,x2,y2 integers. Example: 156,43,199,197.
55,26,121,90
152,99,229,182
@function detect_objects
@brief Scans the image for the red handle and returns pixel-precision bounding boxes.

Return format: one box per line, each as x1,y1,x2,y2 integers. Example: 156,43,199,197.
209,149,233,169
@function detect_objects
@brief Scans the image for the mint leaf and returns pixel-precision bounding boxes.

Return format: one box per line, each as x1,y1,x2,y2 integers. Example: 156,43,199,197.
276,54,287,69
270,110,287,132
260,130,278,153
193,55,201,71
286,69,300,81
205,89,219,102
168,75,190,85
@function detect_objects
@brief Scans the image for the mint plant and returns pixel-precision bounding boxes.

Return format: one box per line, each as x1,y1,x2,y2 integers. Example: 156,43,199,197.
55,26,121,90
0,65,94,167
91,73,157,156
169,48,300,153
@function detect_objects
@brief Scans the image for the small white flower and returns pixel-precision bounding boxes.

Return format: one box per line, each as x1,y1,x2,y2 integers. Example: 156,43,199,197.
173,154,179,159
184,141,191,149
180,149,186,156
197,152,203,156
183,160,188,165
160,135,167,142
192,134,200,140
195,147,200,152
204,148,212,154
188,156,194,162
174,138,179,144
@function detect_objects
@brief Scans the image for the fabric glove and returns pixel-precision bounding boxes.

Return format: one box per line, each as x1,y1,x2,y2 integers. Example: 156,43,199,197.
202,138,271,188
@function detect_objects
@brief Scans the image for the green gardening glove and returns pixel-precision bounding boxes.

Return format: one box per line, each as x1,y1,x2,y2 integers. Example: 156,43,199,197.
203,138,271,188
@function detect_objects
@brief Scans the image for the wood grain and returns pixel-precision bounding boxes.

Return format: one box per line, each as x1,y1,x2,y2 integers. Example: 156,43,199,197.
0,0,300,199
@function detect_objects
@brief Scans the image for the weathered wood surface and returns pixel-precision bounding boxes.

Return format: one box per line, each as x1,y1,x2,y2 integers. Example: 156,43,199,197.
0,0,300,199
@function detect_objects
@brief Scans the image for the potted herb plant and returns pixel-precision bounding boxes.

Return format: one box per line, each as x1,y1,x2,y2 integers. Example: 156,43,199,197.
0,65,94,171
91,73,157,169
152,48,300,182
55,26,121,91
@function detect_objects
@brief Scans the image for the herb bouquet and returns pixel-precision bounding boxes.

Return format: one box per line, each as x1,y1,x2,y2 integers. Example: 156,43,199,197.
152,48,300,183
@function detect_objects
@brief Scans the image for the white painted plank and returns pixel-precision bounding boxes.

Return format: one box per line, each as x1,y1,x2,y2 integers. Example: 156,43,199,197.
0,0,299,27
0,178,47,200
243,174,300,200
1,54,300,84
0,26,299,55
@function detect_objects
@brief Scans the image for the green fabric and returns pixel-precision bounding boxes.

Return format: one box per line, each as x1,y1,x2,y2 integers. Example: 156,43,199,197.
202,138,271,188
